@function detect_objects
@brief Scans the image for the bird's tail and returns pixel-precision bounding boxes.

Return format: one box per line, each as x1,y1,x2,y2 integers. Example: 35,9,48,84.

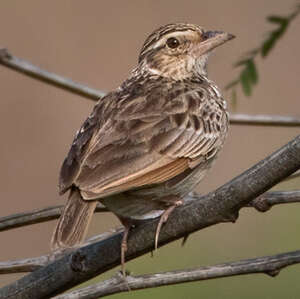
51,188,97,250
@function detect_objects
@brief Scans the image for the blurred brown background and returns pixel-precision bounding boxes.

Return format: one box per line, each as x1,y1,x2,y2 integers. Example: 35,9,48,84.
1,1,300,298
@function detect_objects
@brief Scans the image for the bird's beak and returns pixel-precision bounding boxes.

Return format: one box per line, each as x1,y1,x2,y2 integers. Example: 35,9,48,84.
192,30,235,57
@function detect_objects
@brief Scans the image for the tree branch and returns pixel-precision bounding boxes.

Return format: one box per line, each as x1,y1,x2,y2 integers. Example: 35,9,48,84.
0,256,49,274
0,190,299,233
247,190,300,212
1,189,299,275
0,203,107,232
0,134,299,298
229,114,300,127
55,250,300,299
0,190,299,275
283,169,300,181
1,48,300,127
0,228,124,274
0,48,105,100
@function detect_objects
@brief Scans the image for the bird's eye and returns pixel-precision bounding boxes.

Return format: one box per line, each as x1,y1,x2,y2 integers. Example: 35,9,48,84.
166,37,180,49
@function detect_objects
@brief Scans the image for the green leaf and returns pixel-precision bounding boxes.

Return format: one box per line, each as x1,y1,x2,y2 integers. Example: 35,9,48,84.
261,31,280,57
225,4,300,100
267,15,288,25
240,69,252,96
261,22,288,57
225,79,239,90
261,35,275,57
247,59,258,84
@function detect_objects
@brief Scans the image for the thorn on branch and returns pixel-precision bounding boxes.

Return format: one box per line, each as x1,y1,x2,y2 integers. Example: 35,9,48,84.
220,209,239,223
181,234,190,247
265,268,281,277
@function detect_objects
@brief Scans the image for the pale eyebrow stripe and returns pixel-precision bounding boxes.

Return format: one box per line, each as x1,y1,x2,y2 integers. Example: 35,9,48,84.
143,27,199,50
152,31,198,49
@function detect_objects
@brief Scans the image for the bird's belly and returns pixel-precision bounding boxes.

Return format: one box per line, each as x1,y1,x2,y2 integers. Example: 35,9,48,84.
99,158,214,221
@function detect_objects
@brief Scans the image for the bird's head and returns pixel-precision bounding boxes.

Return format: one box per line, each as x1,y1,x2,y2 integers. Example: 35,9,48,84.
138,23,235,80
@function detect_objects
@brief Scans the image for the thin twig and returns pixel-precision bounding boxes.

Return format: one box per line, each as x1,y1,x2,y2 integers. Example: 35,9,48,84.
0,48,105,100
0,203,107,232
55,250,300,299
1,48,300,127
0,135,299,298
230,113,300,127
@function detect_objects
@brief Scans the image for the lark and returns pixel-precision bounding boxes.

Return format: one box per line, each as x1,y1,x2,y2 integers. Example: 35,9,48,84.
51,23,235,274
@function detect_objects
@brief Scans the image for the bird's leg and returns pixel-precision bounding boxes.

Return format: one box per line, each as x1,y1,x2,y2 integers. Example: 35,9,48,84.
118,217,132,276
155,196,183,250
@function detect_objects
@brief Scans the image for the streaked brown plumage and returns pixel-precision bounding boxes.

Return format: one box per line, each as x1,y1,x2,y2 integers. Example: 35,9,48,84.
51,23,234,273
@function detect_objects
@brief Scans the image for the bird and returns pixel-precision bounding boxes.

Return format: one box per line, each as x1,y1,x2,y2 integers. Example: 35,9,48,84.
51,23,235,274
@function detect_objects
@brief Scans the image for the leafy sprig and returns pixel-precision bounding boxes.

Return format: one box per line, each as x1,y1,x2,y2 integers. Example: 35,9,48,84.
226,3,300,102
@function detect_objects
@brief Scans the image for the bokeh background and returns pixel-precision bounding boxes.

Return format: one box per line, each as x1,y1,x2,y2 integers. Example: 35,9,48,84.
1,1,300,298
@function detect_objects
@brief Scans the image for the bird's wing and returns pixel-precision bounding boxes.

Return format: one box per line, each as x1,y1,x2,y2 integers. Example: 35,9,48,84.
59,87,228,199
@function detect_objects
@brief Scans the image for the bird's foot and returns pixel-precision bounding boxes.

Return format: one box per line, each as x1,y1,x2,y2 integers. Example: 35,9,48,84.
119,218,132,276
115,270,131,291
155,197,183,250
